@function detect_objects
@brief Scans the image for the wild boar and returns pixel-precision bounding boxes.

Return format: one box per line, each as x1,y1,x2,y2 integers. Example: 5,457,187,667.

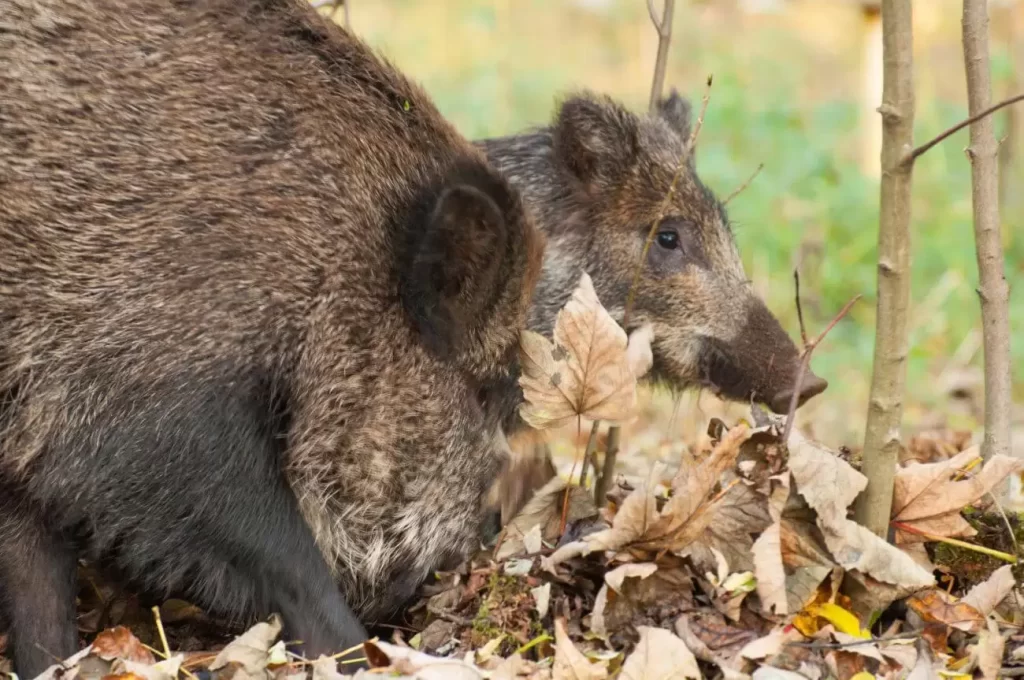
478,90,827,522
0,0,544,675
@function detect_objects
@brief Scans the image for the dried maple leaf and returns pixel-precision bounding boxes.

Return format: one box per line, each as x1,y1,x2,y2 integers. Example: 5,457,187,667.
90,626,155,665
971,618,1005,680
906,588,985,633
787,431,935,591
962,564,1017,617
114,657,184,680
590,562,693,637
682,480,770,574
892,446,1024,545
751,472,792,615
787,429,866,528
545,426,753,565
518,273,653,430
210,615,283,678
495,476,598,561
619,626,700,680
552,618,608,680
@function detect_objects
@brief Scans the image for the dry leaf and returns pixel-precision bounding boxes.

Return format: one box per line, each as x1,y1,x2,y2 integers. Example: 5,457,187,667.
752,472,792,615
962,564,1016,616
619,627,700,680
366,641,483,679
116,657,184,680
972,618,1005,680
531,582,552,620
788,430,867,527
311,656,349,680
787,437,935,591
752,521,787,616
498,476,598,561
906,588,984,633
892,446,1024,543
683,480,771,574
605,562,658,592
545,463,664,567
780,517,840,615
786,432,933,593
547,427,753,566
210,615,283,676
740,627,802,661
591,565,694,638
518,273,653,429
553,618,608,680
817,516,934,589
90,627,155,665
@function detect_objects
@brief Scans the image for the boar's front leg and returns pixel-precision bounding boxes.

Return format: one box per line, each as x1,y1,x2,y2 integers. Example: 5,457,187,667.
0,485,79,680
5,374,368,674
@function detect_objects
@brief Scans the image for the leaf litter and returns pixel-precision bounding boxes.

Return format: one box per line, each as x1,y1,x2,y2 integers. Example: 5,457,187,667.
7,273,1023,680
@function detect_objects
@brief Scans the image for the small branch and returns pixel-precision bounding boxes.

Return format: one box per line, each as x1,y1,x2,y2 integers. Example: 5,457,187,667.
962,0,1012,466
579,419,601,489
686,75,713,156
722,163,764,205
426,600,471,627
647,0,676,113
783,632,920,650
595,426,621,505
907,92,1024,163
152,606,171,659
890,521,1018,563
794,269,809,348
782,294,861,443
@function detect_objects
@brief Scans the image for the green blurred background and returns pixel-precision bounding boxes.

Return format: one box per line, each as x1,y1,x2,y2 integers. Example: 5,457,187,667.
320,0,1022,450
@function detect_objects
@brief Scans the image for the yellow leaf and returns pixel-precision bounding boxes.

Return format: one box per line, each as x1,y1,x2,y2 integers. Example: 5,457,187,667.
810,602,870,639
849,674,875,680
518,272,653,430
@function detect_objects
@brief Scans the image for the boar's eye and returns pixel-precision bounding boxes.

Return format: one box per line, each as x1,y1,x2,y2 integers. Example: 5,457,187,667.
656,230,680,250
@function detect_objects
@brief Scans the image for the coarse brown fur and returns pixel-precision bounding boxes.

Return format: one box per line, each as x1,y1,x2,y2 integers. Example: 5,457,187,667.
478,90,827,522
0,0,544,675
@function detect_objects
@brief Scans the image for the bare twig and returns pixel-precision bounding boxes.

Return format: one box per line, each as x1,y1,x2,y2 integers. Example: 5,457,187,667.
722,163,764,205
794,269,809,347
580,419,601,489
907,92,1024,163
783,632,919,649
647,0,676,113
854,0,916,538
685,76,712,156
595,426,621,505
890,521,1017,563
962,0,1012,467
310,0,350,29
426,600,471,627
152,606,171,660
782,294,862,443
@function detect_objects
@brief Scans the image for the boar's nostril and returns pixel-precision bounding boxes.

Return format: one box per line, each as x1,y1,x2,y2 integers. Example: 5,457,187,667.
767,370,829,414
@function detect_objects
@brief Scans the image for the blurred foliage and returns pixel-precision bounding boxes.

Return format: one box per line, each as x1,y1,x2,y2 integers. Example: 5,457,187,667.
325,0,1023,446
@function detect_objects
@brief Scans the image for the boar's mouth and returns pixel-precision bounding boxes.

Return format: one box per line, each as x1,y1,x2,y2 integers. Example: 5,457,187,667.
691,301,829,414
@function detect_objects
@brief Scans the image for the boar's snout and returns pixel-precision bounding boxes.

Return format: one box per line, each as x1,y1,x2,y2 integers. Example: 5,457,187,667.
766,369,828,414
698,295,829,414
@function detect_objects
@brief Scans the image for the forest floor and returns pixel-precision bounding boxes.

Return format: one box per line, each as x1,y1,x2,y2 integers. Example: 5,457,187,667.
2,400,1022,680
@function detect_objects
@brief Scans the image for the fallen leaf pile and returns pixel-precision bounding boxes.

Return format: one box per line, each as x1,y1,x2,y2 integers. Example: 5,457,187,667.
5,273,1023,680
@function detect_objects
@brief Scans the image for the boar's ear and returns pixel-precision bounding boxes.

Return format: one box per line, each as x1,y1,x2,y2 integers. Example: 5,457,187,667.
656,88,693,139
553,93,639,190
401,181,509,360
